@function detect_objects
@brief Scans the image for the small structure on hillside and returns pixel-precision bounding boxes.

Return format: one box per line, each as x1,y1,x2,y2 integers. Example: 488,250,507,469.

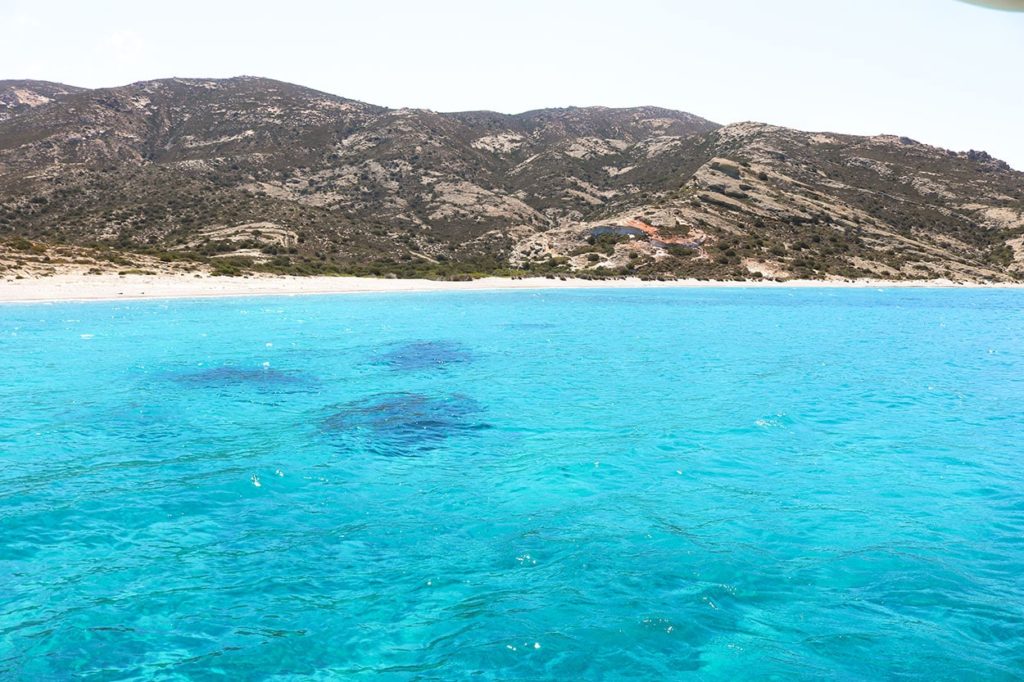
588,225,648,239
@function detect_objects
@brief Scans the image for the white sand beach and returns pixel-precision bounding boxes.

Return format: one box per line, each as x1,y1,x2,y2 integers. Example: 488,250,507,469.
0,272,1020,303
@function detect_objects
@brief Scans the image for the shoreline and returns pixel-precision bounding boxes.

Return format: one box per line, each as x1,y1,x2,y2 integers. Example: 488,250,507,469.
1,272,1022,304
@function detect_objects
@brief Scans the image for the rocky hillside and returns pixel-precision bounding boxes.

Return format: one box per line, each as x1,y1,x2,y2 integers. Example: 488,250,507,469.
1,76,1021,281
0,80,86,122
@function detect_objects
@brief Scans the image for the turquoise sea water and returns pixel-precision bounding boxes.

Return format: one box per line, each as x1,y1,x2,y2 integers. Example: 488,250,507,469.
1,288,1023,680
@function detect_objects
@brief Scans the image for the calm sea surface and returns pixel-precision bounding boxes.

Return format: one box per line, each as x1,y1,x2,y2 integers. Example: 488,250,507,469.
1,288,1023,679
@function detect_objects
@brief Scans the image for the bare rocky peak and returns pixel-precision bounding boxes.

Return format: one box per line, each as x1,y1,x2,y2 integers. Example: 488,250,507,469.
0,80,85,122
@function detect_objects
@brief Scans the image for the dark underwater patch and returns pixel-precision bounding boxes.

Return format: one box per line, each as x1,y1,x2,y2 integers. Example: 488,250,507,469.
175,366,305,388
372,340,473,372
323,392,489,455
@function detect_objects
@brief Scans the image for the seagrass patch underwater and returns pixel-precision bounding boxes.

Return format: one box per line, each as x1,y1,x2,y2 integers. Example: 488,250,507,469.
1,287,1023,679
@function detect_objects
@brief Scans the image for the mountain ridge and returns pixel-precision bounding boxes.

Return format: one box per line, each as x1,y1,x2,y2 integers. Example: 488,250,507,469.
1,76,1021,281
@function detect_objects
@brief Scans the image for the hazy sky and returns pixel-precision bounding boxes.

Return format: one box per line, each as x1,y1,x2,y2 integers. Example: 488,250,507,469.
3,0,1023,168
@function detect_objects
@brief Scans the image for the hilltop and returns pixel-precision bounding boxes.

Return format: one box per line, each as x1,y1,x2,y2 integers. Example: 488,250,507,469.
1,76,1021,281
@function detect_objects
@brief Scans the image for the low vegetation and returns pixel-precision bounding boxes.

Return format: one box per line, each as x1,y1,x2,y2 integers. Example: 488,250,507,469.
1,77,1021,282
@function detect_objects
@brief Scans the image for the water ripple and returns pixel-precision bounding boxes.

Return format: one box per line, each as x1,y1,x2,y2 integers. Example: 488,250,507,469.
1,288,1023,678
